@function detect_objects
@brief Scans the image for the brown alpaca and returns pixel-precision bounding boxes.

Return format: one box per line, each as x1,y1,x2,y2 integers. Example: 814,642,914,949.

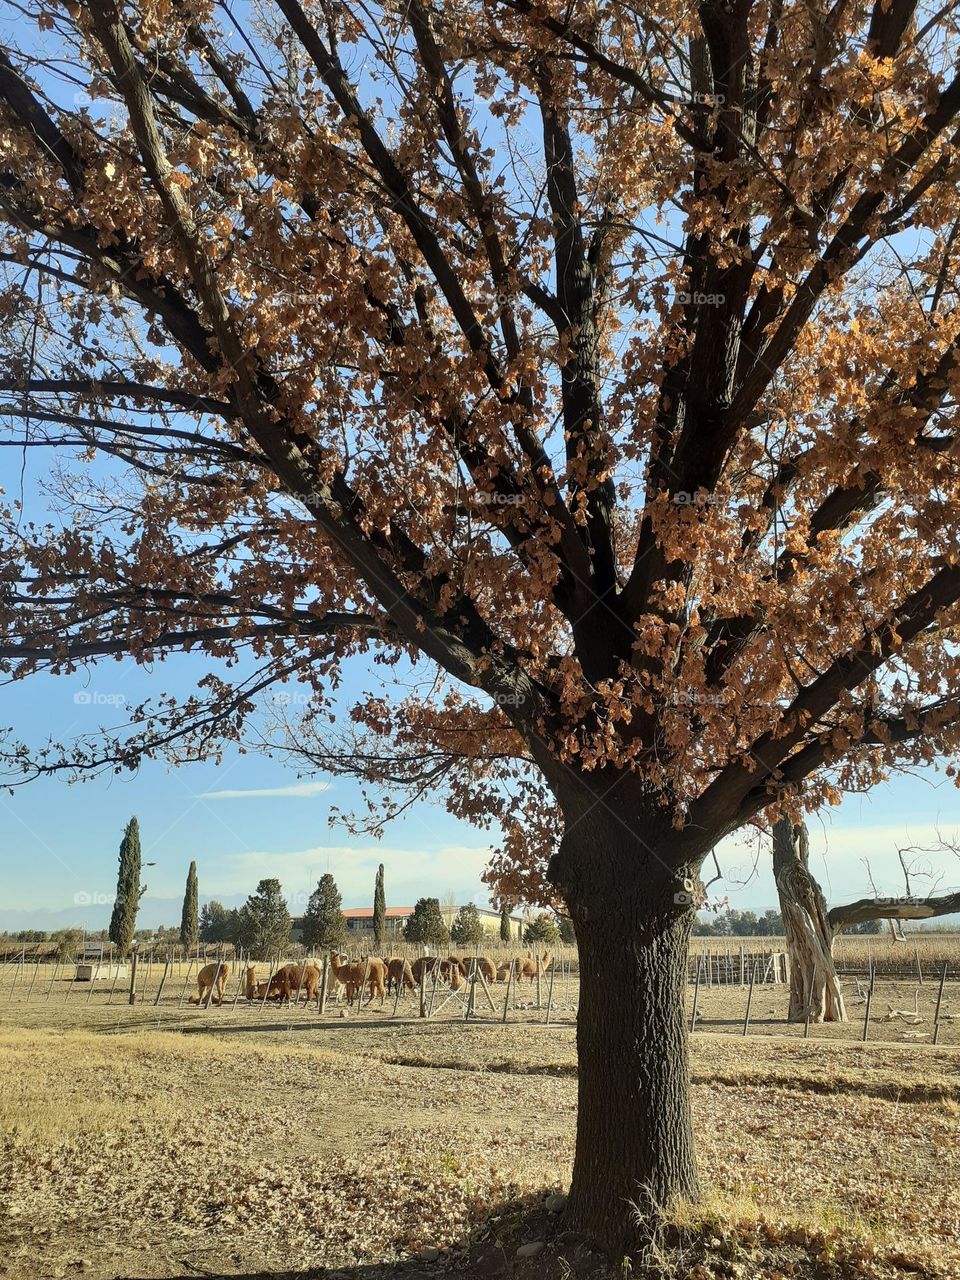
383,956,401,990
520,952,551,982
244,965,286,1001
446,957,467,990
463,956,497,985
277,962,322,1007
329,953,387,1005
365,957,387,1003
190,961,230,1005
411,955,440,984
385,957,415,994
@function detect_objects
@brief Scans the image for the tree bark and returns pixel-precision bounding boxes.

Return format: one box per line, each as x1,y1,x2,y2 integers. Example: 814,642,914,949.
548,805,700,1256
772,819,846,1022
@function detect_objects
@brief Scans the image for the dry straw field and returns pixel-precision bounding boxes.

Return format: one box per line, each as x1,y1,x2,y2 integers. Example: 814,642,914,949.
0,942,958,1280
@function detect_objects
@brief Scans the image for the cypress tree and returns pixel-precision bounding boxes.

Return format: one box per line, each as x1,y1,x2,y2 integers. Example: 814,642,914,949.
108,816,145,957
500,903,512,944
373,863,386,948
301,874,346,951
180,860,198,949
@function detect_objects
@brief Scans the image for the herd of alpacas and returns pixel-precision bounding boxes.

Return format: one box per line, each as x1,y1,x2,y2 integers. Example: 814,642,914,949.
189,951,552,1007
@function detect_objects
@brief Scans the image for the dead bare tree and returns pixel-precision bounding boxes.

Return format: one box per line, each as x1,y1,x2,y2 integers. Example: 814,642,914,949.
774,819,960,1022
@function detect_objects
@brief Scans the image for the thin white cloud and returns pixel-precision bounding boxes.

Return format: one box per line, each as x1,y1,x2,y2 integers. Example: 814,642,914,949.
201,841,495,904
198,781,332,800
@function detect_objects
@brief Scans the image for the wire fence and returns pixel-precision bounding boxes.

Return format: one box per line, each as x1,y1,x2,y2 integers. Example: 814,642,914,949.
0,942,955,1047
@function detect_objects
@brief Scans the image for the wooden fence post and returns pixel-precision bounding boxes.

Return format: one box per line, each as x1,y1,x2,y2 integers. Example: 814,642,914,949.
933,962,948,1045
154,952,171,1006
356,957,371,1014
426,960,442,1018
544,959,556,1025
231,951,247,1010
45,953,63,999
743,963,757,1036
7,949,24,1002
176,948,197,1009
26,955,40,1001
862,964,875,1042
128,949,138,1005
258,956,280,1013
690,955,703,1033
319,954,329,1015
501,961,514,1024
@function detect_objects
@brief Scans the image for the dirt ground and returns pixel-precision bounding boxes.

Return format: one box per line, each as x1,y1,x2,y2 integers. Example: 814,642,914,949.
0,977,958,1280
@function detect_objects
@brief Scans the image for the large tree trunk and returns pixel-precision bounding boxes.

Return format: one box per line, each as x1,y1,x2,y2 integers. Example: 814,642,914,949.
772,819,846,1022
549,804,700,1257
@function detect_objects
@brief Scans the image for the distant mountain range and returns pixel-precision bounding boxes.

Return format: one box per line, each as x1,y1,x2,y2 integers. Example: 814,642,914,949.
0,895,249,934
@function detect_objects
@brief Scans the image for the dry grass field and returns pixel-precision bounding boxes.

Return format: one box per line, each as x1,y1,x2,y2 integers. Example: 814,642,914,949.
0,971,958,1280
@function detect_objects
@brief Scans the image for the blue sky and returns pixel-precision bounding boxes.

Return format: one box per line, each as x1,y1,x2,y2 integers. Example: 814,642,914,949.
0,645,505,928
1,640,959,930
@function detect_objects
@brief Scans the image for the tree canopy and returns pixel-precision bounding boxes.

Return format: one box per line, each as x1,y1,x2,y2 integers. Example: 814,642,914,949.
301,873,346,951
403,897,450,948
238,878,291,960
108,816,143,957
180,860,199,949
523,911,560,946
1,1,958,892
450,902,485,947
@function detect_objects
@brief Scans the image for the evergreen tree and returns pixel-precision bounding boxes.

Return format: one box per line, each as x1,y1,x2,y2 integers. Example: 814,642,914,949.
199,900,229,942
180,860,199,949
224,908,243,946
848,918,883,936
301,874,346,951
403,897,450,948
523,912,561,947
557,914,576,946
238,879,291,960
373,863,385,948
108,816,145,957
450,902,484,947
500,903,512,944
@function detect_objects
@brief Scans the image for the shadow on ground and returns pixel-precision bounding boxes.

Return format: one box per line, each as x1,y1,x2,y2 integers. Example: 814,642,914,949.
118,1195,617,1280
116,1190,942,1280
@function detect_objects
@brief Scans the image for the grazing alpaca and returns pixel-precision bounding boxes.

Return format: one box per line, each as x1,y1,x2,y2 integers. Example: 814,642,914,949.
383,956,401,990
446,957,467,991
520,952,551,982
496,957,522,983
277,962,323,1007
329,953,387,1005
410,955,440,984
385,957,415,994
364,957,387,1003
190,961,230,1005
463,956,497,985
